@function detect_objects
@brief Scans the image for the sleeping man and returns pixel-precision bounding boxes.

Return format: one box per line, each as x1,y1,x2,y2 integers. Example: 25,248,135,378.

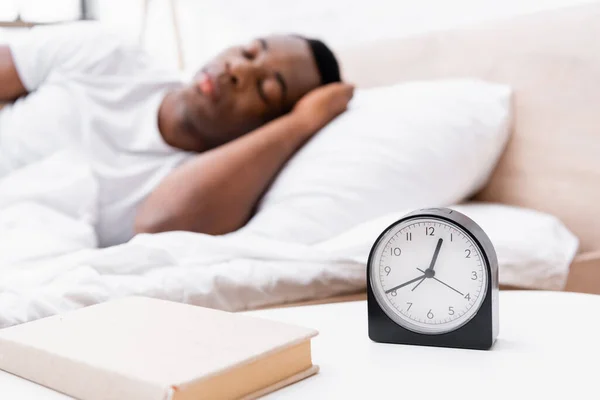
0,23,353,247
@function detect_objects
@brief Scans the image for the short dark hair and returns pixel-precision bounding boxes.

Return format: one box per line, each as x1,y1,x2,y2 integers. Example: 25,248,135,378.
302,37,341,85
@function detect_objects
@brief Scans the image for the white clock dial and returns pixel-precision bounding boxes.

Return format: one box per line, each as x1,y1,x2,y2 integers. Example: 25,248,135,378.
369,217,488,334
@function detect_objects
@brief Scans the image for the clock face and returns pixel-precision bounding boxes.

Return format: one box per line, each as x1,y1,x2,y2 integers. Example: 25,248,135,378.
369,217,488,335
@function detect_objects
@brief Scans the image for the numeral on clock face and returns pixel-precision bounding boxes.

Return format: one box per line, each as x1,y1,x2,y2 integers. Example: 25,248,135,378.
406,232,412,241
390,248,401,256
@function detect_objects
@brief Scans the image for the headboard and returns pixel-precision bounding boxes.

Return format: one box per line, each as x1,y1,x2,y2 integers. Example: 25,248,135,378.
338,3,600,252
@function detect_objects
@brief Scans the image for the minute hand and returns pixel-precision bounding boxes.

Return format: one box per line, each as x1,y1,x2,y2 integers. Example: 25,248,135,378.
427,238,443,271
385,274,426,294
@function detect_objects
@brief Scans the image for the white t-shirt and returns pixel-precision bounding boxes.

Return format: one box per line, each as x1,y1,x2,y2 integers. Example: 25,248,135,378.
0,22,193,247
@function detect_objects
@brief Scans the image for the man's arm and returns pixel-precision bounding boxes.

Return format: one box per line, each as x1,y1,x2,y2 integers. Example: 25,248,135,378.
1,23,122,102
0,46,27,102
134,83,354,236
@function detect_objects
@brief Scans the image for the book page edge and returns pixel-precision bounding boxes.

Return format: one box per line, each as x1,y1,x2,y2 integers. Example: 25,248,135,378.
239,365,320,400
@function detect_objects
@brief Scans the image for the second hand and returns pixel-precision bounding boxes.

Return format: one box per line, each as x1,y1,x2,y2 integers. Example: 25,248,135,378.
416,268,464,296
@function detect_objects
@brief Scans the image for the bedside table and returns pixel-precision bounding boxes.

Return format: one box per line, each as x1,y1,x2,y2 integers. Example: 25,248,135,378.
248,291,599,399
1,291,598,398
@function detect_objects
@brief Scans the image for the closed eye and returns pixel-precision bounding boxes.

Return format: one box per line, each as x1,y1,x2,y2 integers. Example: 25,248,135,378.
256,76,286,110
256,80,270,106
241,49,254,60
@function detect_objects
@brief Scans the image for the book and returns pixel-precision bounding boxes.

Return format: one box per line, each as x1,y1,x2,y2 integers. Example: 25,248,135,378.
0,297,319,400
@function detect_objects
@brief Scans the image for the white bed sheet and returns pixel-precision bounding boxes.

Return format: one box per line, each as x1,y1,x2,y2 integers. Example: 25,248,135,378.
0,151,365,328
0,150,575,328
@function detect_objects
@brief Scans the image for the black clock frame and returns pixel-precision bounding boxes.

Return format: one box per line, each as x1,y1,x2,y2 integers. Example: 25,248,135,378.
367,208,499,350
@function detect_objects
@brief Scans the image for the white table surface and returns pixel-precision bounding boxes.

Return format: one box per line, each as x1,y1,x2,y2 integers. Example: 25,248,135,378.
1,291,599,399
254,291,600,399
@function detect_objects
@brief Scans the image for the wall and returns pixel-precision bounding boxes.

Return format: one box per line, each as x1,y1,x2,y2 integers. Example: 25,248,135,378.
2,0,598,71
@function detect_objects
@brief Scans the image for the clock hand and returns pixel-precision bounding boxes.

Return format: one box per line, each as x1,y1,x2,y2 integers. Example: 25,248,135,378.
426,238,444,272
411,276,427,291
385,274,426,294
417,268,464,296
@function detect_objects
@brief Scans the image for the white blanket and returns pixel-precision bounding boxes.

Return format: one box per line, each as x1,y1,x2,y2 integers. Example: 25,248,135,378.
0,151,365,328
0,151,576,329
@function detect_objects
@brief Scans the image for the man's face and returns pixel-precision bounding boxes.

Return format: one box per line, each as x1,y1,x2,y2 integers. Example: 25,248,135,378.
176,35,321,149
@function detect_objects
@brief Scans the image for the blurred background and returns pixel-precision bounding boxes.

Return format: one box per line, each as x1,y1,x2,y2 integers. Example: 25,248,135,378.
0,0,594,74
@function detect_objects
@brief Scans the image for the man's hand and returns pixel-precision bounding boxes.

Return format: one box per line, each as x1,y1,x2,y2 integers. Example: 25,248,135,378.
292,82,355,135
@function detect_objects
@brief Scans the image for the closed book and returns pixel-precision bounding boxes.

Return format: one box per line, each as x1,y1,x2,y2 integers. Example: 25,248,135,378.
0,297,318,399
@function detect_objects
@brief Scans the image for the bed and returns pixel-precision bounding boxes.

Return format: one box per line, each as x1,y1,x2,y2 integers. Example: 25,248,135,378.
334,2,600,297
0,4,598,327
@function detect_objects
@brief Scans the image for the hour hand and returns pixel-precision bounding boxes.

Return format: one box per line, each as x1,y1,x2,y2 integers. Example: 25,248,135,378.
427,238,443,272
385,274,426,294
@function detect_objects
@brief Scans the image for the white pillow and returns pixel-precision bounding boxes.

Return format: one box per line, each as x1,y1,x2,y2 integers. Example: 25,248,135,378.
242,79,513,244
316,203,579,290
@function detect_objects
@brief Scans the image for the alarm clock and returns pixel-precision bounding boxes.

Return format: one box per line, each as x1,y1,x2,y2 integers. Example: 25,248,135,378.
367,207,499,350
